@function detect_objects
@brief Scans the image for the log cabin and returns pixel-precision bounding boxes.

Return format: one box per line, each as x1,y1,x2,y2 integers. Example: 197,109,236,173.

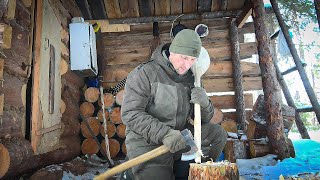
0,0,316,178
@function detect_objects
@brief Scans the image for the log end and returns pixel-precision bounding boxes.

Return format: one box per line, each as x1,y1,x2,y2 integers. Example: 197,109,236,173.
0,143,10,178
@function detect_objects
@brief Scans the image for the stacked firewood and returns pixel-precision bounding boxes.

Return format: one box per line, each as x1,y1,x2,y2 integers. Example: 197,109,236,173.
79,87,126,159
222,94,296,162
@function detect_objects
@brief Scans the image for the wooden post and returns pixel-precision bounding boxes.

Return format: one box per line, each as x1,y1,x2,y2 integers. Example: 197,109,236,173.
252,0,290,159
270,0,320,124
315,0,320,30
230,19,246,132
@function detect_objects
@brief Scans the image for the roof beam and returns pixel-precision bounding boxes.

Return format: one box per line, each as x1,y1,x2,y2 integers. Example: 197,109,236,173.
109,10,241,24
236,1,252,28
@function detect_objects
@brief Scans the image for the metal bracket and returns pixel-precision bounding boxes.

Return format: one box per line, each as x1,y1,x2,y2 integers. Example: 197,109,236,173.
35,123,62,136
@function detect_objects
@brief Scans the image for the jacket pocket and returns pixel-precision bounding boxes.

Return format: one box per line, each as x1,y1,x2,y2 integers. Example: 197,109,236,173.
149,83,178,127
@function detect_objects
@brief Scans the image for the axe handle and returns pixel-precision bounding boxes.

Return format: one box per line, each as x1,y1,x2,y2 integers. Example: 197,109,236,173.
94,145,169,180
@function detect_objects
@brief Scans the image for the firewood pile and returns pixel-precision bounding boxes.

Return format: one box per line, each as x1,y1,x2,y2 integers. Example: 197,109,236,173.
221,94,296,162
80,87,126,160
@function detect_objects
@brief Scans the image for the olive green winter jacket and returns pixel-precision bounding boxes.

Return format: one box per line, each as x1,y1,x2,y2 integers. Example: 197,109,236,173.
121,44,214,157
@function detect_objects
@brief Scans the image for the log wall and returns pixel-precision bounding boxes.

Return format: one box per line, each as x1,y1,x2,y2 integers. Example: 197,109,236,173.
0,0,84,178
101,19,261,123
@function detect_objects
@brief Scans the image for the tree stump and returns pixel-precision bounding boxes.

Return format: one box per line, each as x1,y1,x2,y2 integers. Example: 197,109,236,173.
116,124,126,138
224,139,247,163
100,121,116,138
97,109,109,122
189,161,239,180
80,102,95,118
80,117,100,138
98,93,115,108
115,89,124,106
101,139,120,158
81,138,99,155
84,87,100,103
110,107,122,124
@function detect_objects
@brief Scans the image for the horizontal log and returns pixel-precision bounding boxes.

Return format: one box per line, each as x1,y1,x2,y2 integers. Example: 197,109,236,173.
81,138,99,155
0,105,25,138
116,124,126,138
203,76,263,93
100,121,116,138
98,93,115,108
101,138,120,158
103,42,257,66
80,117,100,138
210,94,253,109
84,87,100,103
110,107,122,124
103,61,261,83
221,119,237,133
80,102,95,118
97,109,110,122
109,10,241,24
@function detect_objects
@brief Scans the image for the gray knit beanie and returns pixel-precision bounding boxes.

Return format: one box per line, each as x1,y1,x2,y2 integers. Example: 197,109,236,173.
169,29,202,58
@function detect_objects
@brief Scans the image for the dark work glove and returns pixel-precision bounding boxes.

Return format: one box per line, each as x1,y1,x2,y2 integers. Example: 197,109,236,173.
190,87,210,108
162,129,186,153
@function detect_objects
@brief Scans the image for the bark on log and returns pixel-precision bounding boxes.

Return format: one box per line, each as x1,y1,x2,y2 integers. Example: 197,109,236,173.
84,87,100,103
230,19,246,132
100,121,116,138
221,119,238,133
210,108,224,124
253,0,290,159
271,0,320,124
116,124,126,138
101,138,120,158
110,107,122,124
80,102,95,118
249,141,270,158
115,89,124,106
189,162,239,180
98,93,115,108
80,117,100,138
0,105,25,138
122,142,127,155
97,109,110,122
224,139,247,163
81,138,99,155
61,117,81,138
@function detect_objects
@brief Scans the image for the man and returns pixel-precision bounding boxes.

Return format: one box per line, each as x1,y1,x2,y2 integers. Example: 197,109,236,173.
121,29,227,180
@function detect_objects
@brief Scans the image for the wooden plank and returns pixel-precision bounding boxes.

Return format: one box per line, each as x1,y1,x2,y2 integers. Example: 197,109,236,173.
21,0,32,7
183,0,197,13
203,76,263,92
103,61,261,82
236,2,252,28
154,0,170,16
138,0,154,17
198,0,212,13
0,94,3,116
210,94,253,109
5,0,16,20
87,0,107,19
60,0,83,17
86,20,130,32
211,0,220,11
119,0,139,18
49,0,69,28
170,0,182,15
0,24,12,49
104,0,121,18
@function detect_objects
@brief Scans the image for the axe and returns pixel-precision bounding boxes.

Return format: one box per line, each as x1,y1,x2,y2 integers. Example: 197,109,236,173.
94,129,197,180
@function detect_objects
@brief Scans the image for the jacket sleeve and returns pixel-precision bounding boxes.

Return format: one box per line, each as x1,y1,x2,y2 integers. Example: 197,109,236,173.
121,67,171,144
201,99,214,124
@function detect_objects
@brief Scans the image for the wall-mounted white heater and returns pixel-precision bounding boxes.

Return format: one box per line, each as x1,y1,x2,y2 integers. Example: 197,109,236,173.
69,17,98,77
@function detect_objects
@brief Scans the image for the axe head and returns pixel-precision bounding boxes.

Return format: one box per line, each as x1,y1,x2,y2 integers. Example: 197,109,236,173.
181,129,198,161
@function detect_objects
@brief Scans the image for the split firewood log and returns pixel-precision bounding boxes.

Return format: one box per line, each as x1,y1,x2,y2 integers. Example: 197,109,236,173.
100,121,116,138
80,102,95,118
81,138,99,155
115,89,124,106
110,107,122,124
101,139,120,158
84,87,100,103
97,109,109,122
116,124,126,138
98,93,115,108
80,117,100,138
189,161,239,179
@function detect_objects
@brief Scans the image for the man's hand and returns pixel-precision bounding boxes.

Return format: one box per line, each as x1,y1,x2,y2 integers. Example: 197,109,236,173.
162,130,186,153
190,87,210,108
